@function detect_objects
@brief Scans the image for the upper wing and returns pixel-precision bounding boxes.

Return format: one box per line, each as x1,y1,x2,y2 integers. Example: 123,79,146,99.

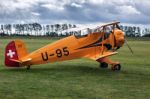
60,24,101,33
60,21,120,33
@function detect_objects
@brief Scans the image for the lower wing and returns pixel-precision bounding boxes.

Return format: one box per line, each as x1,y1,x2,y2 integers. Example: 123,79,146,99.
85,51,118,60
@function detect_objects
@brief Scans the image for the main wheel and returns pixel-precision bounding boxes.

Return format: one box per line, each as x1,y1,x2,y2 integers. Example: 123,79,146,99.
100,62,108,68
27,65,31,70
111,64,121,71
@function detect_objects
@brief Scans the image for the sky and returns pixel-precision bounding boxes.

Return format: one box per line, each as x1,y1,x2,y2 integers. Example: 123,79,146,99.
0,0,150,25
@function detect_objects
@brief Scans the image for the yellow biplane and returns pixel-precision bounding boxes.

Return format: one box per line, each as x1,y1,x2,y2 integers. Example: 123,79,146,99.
5,21,132,70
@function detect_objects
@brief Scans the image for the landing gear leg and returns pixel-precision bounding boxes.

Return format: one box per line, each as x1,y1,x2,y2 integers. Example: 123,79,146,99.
27,65,31,70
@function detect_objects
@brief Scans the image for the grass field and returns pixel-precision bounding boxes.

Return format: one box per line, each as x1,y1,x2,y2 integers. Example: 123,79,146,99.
0,37,150,99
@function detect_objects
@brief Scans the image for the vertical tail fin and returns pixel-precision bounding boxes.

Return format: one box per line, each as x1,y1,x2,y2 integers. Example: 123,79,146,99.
5,40,28,67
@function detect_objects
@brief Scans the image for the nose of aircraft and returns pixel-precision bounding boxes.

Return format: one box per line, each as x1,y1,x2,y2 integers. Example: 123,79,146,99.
114,29,125,47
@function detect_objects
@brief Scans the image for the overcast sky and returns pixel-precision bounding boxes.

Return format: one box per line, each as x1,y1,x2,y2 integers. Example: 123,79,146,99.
0,0,149,24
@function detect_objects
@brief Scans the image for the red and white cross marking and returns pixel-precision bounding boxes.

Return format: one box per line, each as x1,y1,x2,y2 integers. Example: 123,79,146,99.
7,50,15,58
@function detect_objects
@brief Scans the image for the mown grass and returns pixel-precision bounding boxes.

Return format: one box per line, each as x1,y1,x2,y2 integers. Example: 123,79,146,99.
0,37,150,99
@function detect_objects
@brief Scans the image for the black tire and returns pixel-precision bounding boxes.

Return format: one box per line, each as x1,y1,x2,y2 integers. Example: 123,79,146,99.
27,65,30,70
112,64,121,71
100,62,108,68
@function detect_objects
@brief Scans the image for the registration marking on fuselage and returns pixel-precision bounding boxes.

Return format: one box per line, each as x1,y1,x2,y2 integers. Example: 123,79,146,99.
49,54,54,56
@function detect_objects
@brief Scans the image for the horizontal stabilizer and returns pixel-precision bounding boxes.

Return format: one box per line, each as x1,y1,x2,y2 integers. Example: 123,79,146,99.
10,58,32,63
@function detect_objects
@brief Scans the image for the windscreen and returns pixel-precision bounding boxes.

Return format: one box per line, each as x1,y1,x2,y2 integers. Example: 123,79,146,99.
105,25,113,34
74,28,91,38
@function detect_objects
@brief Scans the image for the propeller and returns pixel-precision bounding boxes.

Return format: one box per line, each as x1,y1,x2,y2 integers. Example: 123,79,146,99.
116,24,134,54
111,24,133,54
125,39,134,54
101,23,134,55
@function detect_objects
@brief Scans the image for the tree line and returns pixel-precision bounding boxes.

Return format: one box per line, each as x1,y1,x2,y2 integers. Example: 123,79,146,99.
120,25,150,37
0,23,150,37
0,23,77,37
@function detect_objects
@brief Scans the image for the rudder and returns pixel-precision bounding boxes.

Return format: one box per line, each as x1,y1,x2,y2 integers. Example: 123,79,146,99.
5,40,28,67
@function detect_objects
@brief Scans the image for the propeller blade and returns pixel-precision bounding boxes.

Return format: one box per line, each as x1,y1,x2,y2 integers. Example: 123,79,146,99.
125,39,134,54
